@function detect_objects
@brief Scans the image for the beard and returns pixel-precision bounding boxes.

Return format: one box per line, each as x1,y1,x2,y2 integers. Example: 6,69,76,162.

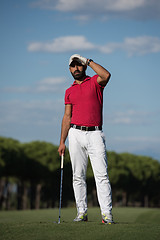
71,68,86,80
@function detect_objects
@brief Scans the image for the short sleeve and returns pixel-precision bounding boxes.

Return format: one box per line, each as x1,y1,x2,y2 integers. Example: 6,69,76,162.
64,89,71,105
93,75,105,89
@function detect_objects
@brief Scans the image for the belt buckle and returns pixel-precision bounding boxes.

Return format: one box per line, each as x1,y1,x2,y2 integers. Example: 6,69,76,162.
80,126,88,131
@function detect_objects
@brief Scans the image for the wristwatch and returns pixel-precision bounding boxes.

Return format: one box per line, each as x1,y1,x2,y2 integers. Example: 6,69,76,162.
88,59,93,66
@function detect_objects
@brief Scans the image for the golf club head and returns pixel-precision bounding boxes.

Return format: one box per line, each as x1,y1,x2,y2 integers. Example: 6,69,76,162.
53,220,65,224
53,220,60,224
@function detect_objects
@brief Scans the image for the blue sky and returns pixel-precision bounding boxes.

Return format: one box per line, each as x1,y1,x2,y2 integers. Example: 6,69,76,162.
1,0,160,160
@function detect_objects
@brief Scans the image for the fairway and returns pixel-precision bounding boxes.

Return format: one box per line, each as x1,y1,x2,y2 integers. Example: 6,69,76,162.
0,207,160,240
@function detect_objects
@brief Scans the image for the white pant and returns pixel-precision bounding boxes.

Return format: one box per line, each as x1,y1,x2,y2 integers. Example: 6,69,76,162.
68,127,112,215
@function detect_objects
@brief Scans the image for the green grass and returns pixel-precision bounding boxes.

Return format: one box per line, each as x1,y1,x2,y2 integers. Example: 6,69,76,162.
0,207,160,240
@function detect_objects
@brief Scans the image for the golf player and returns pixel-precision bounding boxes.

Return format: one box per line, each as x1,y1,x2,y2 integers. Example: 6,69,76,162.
58,54,114,224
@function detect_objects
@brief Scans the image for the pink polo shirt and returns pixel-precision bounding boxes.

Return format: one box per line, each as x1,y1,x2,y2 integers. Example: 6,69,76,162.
65,75,104,127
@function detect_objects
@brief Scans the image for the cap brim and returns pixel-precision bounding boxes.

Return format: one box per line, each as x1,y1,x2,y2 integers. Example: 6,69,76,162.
69,58,84,66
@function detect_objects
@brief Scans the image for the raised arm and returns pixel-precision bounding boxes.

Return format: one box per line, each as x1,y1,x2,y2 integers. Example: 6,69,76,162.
58,104,72,156
87,60,111,87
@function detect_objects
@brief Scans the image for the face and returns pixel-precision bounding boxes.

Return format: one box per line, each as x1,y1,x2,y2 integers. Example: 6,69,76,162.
69,61,86,80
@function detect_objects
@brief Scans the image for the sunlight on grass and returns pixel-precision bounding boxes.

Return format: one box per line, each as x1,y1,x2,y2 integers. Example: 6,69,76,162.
0,207,160,240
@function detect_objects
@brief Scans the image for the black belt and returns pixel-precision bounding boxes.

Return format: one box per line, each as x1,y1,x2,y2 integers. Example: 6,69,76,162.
70,124,102,131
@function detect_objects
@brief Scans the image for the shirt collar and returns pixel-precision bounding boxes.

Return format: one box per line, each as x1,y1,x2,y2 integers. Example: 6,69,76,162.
72,76,91,86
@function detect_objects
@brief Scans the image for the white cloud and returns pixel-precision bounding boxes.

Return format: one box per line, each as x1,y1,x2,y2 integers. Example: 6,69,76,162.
1,77,67,94
0,99,63,125
35,77,66,92
105,0,145,11
31,0,146,12
110,135,160,159
31,0,160,20
55,0,86,11
105,109,154,125
28,35,160,56
0,99,64,144
2,86,30,93
104,131,160,159
114,136,160,143
101,36,160,56
74,15,91,22
100,43,121,54
28,36,95,53
30,0,57,10
124,36,160,56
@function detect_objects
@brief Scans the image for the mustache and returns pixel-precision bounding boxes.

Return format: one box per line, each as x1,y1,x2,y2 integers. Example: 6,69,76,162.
74,70,80,74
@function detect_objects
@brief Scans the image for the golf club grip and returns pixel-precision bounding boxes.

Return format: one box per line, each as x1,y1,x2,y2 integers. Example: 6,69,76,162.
61,154,64,169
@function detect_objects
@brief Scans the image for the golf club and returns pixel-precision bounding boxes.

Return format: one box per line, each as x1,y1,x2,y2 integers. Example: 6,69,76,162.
58,154,64,224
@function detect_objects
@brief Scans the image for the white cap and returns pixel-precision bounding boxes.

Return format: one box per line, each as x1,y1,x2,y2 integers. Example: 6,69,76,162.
69,54,85,66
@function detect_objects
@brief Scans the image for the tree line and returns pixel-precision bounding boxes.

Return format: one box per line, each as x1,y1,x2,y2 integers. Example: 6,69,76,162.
0,136,160,210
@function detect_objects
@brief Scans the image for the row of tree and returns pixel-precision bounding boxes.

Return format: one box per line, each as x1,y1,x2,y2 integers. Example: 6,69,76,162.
0,136,160,210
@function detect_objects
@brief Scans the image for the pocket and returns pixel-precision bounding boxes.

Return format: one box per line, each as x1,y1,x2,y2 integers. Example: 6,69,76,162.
100,131,106,143
68,127,72,139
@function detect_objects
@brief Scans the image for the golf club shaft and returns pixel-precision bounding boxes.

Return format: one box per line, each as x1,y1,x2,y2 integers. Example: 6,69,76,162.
58,154,64,223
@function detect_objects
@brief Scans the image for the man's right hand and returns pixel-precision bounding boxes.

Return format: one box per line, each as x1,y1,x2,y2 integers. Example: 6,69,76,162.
69,54,87,66
58,143,66,156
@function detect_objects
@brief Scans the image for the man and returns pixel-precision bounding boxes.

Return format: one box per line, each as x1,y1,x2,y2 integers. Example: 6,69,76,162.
58,54,114,224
